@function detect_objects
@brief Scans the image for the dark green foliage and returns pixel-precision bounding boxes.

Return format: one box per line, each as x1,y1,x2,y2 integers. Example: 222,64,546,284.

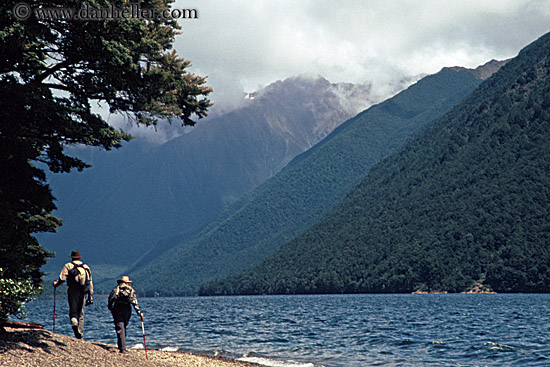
131,67,482,296
0,0,210,318
200,32,550,296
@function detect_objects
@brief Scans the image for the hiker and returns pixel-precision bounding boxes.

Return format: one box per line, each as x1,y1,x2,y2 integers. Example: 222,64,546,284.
53,250,94,339
108,276,144,353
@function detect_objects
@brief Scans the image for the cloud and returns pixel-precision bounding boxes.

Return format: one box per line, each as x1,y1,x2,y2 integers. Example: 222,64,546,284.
173,0,550,108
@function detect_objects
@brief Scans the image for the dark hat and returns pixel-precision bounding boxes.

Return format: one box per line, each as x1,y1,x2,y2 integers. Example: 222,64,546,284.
70,250,81,259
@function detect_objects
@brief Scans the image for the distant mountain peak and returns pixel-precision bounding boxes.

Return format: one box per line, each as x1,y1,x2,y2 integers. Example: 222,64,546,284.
244,74,416,117
444,59,510,80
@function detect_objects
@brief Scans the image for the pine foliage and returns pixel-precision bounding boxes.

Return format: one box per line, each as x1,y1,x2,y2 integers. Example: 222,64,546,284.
0,0,210,318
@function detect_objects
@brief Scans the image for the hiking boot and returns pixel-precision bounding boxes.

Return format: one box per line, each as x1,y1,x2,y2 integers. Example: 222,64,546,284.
72,325,82,339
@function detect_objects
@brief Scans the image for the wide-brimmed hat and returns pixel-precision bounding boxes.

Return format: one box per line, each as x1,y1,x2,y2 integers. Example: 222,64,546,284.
70,250,81,259
117,275,133,284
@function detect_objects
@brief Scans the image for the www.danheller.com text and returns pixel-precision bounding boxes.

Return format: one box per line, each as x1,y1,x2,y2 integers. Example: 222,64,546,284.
12,2,198,22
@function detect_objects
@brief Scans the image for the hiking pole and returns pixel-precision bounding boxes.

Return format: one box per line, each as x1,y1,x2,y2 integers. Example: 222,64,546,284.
140,314,148,360
52,286,56,333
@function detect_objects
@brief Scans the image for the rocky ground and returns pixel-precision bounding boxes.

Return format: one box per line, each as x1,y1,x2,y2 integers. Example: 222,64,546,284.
0,327,259,367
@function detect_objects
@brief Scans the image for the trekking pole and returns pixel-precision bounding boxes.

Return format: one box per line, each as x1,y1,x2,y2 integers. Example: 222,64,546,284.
52,286,56,333
140,314,148,360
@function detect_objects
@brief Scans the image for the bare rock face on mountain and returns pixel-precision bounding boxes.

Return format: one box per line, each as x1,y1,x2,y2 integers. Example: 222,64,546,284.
446,59,509,80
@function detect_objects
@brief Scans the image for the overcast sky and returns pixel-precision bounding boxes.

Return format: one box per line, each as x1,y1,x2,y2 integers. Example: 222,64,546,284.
172,0,550,109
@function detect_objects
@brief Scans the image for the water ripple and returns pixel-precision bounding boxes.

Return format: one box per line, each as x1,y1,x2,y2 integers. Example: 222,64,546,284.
20,294,550,367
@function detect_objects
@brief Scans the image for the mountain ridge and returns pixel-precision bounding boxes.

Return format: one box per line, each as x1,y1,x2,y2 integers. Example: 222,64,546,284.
39,76,386,278
445,58,509,80
199,32,550,295
128,64,492,296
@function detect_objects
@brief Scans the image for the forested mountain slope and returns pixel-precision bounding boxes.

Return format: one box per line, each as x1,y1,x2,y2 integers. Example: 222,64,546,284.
40,77,375,270
200,32,550,295
129,65,488,295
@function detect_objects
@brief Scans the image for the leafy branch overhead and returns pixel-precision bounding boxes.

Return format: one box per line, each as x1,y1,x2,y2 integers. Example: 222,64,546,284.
0,0,211,320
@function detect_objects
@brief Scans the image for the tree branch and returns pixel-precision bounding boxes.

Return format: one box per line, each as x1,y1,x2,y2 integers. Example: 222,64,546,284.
31,59,73,85
41,82,76,94
42,83,132,106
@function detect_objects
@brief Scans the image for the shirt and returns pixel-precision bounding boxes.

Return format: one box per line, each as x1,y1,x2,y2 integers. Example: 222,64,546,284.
58,260,94,294
108,283,141,314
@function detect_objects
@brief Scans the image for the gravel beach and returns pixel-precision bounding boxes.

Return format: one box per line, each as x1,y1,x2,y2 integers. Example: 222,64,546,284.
0,327,260,367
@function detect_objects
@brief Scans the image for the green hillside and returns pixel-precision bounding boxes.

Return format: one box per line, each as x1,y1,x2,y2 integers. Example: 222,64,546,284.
200,32,550,295
130,67,485,295
40,76,369,272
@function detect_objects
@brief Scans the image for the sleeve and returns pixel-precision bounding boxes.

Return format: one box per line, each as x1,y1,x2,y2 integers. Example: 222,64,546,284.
57,263,70,283
107,287,117,311
130,288,141,315
85,265,94,295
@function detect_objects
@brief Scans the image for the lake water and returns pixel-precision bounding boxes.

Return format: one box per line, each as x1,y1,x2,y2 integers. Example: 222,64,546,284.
18,293,550,366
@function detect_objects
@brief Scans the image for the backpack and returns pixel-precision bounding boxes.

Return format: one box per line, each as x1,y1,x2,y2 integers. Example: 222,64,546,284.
114,284,133,306
67,263,91,293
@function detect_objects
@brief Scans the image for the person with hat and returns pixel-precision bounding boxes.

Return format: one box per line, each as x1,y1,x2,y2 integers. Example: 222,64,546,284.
53,250,94,339
108,275,144,353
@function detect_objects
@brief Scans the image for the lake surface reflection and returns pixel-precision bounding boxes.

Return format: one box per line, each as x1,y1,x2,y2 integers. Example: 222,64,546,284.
21,294,550,366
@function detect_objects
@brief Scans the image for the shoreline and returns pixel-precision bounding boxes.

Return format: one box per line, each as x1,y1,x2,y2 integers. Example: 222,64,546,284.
0,327,261,367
